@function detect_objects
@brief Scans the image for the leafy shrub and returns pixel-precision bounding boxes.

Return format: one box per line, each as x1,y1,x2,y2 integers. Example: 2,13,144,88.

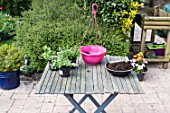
0,0,31,16
0,44,24,72
16,0,132,72
0,12,17,41
95,0,142,33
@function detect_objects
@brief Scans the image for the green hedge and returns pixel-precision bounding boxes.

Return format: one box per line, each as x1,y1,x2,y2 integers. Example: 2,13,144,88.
0,0,31,16
15,0,131,72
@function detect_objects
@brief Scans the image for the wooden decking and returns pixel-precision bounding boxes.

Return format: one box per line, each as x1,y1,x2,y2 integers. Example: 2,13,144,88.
36,56,144,95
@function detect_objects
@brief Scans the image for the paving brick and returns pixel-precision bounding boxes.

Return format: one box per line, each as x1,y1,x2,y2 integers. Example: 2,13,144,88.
14,81,33,94
0,105,12,112
55,95,72,106
11,93,29,100
0,98,14,106
44,96,57,103
157,93,170,104
84,100,97,113
143,97,161,104
1,90,14,99
150,103,166,113
133,103,154,113
105,106,122,113
142,87,158,98
113,94,133,107
21,108,40,113
13,100,27,106
121,106,135,113
8,106,23,113
41,103,55,113
130,95,144,104
52,105,72,113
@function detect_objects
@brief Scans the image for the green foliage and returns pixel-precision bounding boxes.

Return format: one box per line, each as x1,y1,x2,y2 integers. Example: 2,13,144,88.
41,46,56,61
95,0,142,32
0,12,17,41
16,0,132,72
0,0,31,16
0,44,24,72
20,65,35,76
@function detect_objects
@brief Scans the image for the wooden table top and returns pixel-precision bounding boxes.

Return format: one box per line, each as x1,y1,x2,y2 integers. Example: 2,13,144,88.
35,56,144,94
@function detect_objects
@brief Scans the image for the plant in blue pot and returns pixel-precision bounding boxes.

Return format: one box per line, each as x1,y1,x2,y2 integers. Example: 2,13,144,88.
0,44,24,90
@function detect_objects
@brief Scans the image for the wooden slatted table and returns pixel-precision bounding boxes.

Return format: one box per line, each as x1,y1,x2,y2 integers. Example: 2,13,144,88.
35,56,144,113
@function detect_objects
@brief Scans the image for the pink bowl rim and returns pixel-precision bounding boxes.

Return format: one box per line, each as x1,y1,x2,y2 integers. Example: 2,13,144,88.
80,45,106,56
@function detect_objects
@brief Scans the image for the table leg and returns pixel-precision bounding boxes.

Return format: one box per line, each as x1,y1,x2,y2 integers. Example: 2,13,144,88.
87,95,106,113
64,94,86,113
94,93,118,113
69,95,88,113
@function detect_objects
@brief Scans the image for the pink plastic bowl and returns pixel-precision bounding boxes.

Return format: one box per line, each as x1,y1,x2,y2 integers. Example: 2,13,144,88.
80,45,106,66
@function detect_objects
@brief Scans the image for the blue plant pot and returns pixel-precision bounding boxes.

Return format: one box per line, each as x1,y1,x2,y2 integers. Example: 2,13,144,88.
0,70,20,90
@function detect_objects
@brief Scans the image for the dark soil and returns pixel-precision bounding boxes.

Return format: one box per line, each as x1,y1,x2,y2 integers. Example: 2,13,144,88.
20,73,42,82
107,62,133,71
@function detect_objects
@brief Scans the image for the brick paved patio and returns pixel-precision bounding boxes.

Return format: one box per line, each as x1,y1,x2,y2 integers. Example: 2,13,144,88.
0,62,170,113
0,24,170,113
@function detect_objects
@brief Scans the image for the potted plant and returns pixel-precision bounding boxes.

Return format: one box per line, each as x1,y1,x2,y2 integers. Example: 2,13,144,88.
0,44,24,90
130,52,148,81
42,46,77,77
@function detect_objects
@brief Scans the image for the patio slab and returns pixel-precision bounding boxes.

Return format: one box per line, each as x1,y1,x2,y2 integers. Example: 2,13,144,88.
0,62,170,113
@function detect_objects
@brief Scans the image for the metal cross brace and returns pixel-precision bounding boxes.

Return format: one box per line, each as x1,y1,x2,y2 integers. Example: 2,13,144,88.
64,93,118,113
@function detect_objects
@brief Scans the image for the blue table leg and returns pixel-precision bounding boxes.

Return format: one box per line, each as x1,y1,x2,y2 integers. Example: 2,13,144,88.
64,94,86,113
69,95,88,113
94,93,118,113
87,95,106,113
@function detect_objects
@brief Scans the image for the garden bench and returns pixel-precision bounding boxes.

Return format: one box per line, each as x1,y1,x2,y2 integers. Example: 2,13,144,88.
35,56,144,113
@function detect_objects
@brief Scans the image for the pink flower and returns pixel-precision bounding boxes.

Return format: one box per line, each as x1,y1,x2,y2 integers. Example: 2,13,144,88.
8,18,11,21
0,6,2,11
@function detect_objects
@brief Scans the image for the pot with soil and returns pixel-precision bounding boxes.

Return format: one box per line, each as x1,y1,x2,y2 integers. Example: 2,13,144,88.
105,61,134,76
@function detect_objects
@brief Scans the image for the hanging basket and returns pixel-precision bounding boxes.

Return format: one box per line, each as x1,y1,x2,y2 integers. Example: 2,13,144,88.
80,3,107,65
80,45,106,65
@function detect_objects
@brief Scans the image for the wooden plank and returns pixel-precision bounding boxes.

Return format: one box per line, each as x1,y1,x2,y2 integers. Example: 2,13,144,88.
109,75,119,93
128,73,140,94
144,26,170,30
54,73,63,94
131,72,144,93
144,21,170,26
75,64,81,93
70,63,78,94
96,63,104,94
64,68,73,94
80,57,86,94
50,71,60,94
105,56,116,94
35,63,50,93
45,71,56,93
146,58,169,62
119,77,129,94
100,57,111,93
85,64,94,94
125,75,134,94
92,66,100,93
144,17,170,21
59,76,68,94
40,69,52,94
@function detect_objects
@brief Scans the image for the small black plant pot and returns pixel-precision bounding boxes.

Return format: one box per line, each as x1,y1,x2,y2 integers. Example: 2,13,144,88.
59,67,70,77
137,72,145,81
70,58,77,69
71,58,77,63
